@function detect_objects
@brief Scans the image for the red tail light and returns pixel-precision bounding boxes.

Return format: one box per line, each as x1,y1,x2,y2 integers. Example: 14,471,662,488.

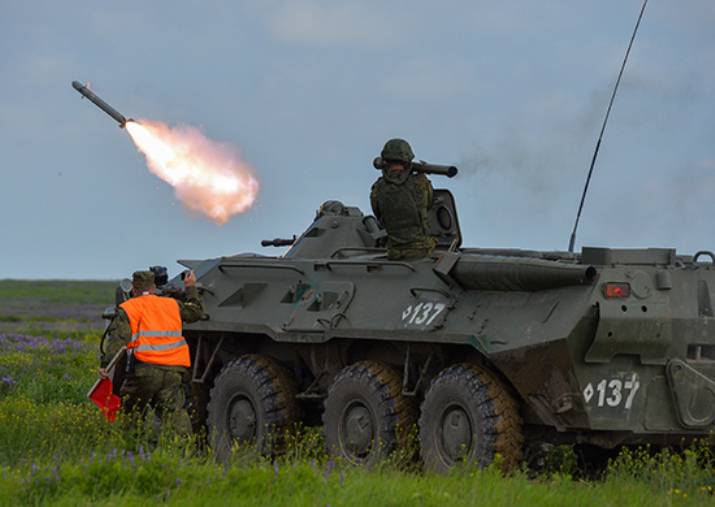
603,283,631,298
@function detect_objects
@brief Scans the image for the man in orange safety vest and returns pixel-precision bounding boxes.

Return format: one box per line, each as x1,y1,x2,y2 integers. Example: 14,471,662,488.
100,270,203,435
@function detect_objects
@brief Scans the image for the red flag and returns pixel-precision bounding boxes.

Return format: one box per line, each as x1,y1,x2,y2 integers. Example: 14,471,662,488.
87,347,126,423
88,377,122,422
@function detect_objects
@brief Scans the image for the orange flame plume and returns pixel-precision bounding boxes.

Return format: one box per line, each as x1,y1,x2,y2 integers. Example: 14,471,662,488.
125,120,259,224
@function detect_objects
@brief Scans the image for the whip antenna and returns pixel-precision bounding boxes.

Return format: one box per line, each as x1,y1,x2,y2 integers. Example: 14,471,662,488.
568,0,649,253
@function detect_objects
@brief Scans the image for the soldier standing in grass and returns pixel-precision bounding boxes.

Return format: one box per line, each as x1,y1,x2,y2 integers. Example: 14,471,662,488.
100,270,202,435
370,138,438,260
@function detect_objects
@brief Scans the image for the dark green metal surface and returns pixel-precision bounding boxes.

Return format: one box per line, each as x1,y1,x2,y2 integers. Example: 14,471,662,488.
145,190,715,450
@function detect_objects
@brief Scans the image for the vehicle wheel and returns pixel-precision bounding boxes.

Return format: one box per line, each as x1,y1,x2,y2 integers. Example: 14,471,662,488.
207,355,299,460
419,363,523,472
323,361,416,466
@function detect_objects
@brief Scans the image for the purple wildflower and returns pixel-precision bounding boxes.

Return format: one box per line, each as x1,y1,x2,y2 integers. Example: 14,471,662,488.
137,445,151,461
273,460,280,477
0,333,88,353
324,459,335,479
106,448,119,463
1,376,15,386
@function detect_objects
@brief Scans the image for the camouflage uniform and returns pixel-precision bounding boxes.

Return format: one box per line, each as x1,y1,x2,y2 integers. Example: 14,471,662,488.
370,139,438,260
102,273,203,435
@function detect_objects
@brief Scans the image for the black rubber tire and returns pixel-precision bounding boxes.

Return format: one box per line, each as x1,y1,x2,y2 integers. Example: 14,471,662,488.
207,355,299,460
419,363,523,472
323,361,416,466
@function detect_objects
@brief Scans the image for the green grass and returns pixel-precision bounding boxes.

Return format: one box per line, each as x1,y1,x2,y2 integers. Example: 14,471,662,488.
0,346,99,404
5,452,713,507
0,279,116,305
0,314,96,323
1,281,715,506
2,446,714,506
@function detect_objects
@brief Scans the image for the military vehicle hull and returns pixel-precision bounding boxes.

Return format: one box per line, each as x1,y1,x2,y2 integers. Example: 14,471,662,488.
155,199,715,468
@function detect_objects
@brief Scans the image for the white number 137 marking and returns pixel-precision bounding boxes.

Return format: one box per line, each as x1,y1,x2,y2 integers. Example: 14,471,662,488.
583,373,640,410
401,303,446,327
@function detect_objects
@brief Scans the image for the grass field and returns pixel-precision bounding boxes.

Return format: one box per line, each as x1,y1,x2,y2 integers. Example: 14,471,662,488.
1,280,714,506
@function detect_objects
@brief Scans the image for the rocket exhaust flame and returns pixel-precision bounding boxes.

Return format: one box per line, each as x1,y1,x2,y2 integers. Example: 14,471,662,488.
125,121,259,224
72,80,259,224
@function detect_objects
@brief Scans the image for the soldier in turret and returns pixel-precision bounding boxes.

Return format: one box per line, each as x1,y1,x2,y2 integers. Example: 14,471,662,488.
370,138,437,260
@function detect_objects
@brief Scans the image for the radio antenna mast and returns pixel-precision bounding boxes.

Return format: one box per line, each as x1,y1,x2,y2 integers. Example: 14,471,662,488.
568,0,649,253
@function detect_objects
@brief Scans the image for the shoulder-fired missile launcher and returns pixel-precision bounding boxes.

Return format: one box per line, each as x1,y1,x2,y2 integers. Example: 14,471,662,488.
116,178,715,470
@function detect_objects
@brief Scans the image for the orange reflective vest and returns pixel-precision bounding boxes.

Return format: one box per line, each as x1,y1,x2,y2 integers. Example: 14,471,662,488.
120,294,190,368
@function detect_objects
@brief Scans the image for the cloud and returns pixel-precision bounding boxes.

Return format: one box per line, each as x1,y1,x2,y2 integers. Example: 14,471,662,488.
380,57,473,101
265,0,392,47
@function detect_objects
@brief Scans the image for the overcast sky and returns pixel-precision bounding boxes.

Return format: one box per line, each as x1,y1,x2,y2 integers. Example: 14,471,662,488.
1,1,713,279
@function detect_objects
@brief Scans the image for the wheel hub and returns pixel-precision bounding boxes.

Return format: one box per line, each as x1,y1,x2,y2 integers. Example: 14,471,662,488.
441,405,473,462
228,395,257,441
342,402,374,458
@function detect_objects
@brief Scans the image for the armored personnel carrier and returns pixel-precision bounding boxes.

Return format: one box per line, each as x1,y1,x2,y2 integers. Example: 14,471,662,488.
119,175,715,471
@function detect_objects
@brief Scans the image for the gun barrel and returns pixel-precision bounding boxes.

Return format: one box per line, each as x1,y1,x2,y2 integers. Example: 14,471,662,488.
71,81,128,127
373,157,458,178
261,238,296,247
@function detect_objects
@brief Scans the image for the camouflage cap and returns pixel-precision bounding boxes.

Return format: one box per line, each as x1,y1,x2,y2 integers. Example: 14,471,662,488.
132,271,156,292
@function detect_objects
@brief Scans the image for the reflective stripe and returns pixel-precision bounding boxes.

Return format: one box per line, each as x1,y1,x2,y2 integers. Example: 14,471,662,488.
133,338,188,352
131,330,183,340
